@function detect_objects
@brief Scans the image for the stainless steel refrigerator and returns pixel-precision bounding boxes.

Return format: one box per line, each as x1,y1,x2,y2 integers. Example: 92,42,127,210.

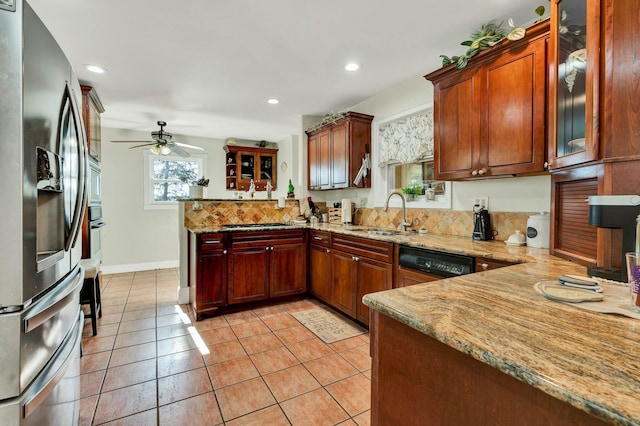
0,1,88,424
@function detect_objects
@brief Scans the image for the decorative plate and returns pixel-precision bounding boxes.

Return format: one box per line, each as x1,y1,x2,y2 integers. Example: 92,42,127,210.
534,281,604,303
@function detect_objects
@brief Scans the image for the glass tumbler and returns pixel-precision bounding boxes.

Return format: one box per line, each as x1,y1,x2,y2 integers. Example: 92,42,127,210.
626,252,640,311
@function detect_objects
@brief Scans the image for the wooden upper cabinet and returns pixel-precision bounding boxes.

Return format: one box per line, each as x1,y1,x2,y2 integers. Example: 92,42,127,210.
425,20,549,180
548,0,600,169
224,145,278,191
306,112,374,190
80,85,104,163
599,0,640,161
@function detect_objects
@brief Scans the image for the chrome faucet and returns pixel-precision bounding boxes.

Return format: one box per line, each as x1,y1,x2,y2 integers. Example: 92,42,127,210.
383,191,412,231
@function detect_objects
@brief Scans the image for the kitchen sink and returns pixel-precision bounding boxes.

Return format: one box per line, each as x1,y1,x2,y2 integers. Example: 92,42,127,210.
348,227,415,236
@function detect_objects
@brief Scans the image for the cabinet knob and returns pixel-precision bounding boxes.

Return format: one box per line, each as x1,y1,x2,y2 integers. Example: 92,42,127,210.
326,249,330,254
481,262,489,270
471,170,478,176
223,249,228,255
544,161,551,170
478,168,486,176
352,256,359,262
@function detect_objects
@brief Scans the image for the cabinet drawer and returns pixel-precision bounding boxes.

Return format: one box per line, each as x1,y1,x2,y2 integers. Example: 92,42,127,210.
198,233,226,251
475,257,516,272
230,229,306,248
310,230,330,247
331,234,393,263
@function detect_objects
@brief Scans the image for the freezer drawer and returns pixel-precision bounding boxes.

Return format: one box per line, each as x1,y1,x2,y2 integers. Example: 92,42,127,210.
0,310,82,425
0,266,82,400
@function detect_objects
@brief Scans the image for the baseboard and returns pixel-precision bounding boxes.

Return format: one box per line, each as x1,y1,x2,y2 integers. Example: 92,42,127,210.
100,260,180,275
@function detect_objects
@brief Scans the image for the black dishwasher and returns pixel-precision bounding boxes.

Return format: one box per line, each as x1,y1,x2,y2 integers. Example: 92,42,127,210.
398,245,474,278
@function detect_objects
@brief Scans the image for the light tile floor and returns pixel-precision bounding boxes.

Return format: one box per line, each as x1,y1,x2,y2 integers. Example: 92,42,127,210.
80,268,371,425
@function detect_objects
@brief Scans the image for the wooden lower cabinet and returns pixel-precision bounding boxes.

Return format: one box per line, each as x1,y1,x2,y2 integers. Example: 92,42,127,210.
355,257,392,325
228,230,307,305
189,233,228,320
309,243,332,303
330,250,358,318
370,311,606,426
227,246,270,304
270,242,307,297
329,239,393,326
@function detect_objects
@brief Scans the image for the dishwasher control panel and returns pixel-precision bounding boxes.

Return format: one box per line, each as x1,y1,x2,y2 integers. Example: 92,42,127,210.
399,245,474,278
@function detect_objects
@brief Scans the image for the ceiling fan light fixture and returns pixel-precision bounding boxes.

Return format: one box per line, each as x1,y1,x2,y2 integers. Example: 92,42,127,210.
150,145,160,155
160,145,172,155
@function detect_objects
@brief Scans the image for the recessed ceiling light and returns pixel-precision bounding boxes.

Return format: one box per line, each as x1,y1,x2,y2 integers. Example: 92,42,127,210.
267,98,279,104
345,62,360,71
84,64,107,74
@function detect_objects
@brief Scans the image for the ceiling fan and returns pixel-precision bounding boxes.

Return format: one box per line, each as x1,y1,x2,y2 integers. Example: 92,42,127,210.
111,121,205,157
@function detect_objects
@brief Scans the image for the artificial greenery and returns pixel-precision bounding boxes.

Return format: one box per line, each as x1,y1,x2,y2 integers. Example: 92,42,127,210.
439,6,546,70
306,111,347,132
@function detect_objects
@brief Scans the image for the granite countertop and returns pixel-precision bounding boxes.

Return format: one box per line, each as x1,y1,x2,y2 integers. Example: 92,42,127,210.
363,251,640,425
188,221,639,423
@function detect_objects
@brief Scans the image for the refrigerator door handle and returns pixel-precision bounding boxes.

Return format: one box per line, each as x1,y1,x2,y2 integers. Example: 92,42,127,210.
23,266,83,333
64,82,88,252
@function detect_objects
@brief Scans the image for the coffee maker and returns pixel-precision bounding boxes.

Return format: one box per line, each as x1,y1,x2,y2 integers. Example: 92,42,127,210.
587,195,640,282
472,204,493,241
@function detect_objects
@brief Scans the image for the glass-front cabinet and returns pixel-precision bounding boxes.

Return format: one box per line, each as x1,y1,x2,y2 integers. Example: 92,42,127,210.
224,145,278,191
549,0,599,169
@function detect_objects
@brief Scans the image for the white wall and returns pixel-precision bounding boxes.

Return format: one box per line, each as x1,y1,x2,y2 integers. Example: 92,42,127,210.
100,127,297,272
311,75,551,213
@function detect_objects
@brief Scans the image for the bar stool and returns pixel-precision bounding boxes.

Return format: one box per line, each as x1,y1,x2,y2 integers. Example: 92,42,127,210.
80,258,102,336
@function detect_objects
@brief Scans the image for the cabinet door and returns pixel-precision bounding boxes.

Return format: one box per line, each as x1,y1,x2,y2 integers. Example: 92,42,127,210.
330,250,357,318
310,244,332,303
549,0,599,169
485,36,547,176
356,257,392,325
197,251,227,309
257,153,276,190
318,130,331,189
270,242,307,297
433,70,480,180
308,134,319,189
330,122,349,188
227,246,269,304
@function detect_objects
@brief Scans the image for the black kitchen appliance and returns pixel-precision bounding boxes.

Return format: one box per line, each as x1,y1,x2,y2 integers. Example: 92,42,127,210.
472,205,493,241
398,245,475,278
587,195,640,282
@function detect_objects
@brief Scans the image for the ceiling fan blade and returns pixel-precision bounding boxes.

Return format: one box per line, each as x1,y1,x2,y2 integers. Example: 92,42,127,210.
128,143,156,149
175,142,205,151
111,140,154,143
170,146,191,157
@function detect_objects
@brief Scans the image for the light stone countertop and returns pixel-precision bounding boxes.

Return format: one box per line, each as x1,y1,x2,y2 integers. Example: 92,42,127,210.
188,222,640,424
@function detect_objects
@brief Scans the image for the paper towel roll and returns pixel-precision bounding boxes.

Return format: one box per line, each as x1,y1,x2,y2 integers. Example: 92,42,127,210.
278,197,286,208
342,199,352,224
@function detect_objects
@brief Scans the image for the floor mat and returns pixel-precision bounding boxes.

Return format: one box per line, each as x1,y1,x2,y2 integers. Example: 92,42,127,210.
290,305,366,344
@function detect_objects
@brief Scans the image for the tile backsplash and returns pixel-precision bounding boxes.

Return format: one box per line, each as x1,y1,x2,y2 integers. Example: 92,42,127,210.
354,208,532,241
182,200,532,241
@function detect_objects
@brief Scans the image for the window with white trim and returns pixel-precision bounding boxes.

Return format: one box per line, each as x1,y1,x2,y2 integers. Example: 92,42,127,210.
143,150,207,210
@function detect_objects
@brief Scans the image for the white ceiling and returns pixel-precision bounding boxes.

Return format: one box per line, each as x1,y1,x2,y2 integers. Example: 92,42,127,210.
28,0,544,142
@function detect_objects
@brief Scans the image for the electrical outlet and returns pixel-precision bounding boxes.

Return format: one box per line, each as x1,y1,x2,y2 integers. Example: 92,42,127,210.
473,196,489,210
359,198,367,207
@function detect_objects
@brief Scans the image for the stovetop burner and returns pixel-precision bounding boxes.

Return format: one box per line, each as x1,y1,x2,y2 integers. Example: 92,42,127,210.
222,223,290,229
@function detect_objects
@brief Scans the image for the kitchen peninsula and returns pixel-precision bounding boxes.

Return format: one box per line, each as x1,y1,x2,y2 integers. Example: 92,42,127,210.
364,262,639,425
